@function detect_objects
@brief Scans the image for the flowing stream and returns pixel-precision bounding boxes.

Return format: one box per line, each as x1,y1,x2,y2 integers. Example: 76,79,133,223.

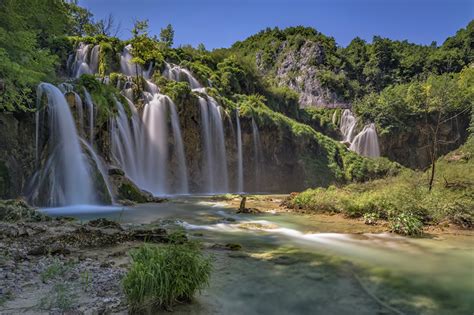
41,196,474,314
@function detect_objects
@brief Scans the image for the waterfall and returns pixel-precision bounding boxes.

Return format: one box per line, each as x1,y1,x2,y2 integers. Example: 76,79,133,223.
89,45,100,74
349,123,381,157
340,109,357,143
163,62,202,89
252,117,263,191
338,109,380,158
111,93,189,195
198,96,229,193
83,88,95,144
169,101,189,194
70,42,100,78
34,83,96,206
236,110,244,193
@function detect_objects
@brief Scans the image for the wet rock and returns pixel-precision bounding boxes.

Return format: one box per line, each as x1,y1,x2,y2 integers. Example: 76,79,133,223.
87,218,122,230
131,227,168,243
108,167,125,176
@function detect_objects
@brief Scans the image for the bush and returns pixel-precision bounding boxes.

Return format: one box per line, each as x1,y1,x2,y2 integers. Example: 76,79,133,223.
122,242,212,311
389,213,423,236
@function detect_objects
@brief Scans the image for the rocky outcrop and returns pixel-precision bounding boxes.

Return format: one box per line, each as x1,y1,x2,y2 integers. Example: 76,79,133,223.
0,113,36,199
379,115,470,169
256,40,347,108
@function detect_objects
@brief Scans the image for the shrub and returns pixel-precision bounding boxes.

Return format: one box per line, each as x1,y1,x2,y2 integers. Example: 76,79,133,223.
363,212,379,225
122,242,212,311
389,213,423,236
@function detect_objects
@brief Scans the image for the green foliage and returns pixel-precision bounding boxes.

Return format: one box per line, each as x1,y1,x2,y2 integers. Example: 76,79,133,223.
123,243,212,311
288,138,474,235
353,67,474,134
76,74,121,125
389,213,423,236
160,24,174,48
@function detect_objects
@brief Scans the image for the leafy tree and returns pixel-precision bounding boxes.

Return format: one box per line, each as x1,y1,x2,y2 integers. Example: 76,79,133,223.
160,24,174,48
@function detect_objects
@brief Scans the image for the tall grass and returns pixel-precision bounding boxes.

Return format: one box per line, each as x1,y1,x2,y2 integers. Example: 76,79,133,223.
122,242,212,311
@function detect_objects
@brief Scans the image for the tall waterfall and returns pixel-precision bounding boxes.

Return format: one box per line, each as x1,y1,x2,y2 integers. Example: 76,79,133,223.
235,110,244,193
198,96,229,193
338,109,380,158
349,124,381,157
111,92,189,195
252,118,263,191
83,88,95,144
34,83,96,206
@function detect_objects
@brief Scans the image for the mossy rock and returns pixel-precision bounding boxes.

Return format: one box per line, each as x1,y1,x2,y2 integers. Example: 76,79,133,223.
0,199,51,222
118,182,149,203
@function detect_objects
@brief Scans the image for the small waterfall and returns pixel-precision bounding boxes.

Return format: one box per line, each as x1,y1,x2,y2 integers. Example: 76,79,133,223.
198,96,229,193
349,123,381,157
70,42,99,78
235,110,244,193
83,88,95,144
252,117,263,191
340,109,357,143
120,44,148,77
338,109,380,158
163,62,202,89
34,83,96,206
89,45,100,74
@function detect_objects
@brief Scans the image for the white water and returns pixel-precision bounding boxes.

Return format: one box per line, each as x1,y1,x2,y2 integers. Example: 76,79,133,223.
236,110,244,193
83,88,95,144
339,109,380,158
252,117,264,191
349,123,381,157
111,92,189,195
163,62,202,89
34,83,96,206
340,109,357,143
70,43,100,78
198,96,229,193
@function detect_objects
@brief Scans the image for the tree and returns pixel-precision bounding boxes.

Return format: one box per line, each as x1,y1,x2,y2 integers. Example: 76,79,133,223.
65,0,95,36
197,43,206,52
422,70,472,191
160,24,174,48
95,14,121,37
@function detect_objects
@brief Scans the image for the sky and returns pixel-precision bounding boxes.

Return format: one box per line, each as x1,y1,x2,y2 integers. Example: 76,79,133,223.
79,0,473,49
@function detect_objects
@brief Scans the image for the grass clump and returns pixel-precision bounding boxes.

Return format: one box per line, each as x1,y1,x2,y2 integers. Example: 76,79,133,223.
122,242,212,312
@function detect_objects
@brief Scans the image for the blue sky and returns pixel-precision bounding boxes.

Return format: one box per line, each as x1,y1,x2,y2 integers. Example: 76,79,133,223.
79,0,473,49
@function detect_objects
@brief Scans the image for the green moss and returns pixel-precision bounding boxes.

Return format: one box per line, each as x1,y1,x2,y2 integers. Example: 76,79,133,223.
118,182,148,203
0,199,50,222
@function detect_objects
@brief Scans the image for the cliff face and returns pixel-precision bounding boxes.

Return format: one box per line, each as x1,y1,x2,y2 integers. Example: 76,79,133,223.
255,40,345,108
0,113,36,199
379,115,470,169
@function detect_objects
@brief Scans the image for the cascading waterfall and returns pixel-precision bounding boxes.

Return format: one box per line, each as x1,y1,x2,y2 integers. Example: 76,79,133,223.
111,90,189,195
252,117,264,191
70,43,100,78
34,83,96,206
340,109,357,143
235,110,244,193
349,123,381,157
338,109,380,158
198,96,229,193
163,62,202,89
